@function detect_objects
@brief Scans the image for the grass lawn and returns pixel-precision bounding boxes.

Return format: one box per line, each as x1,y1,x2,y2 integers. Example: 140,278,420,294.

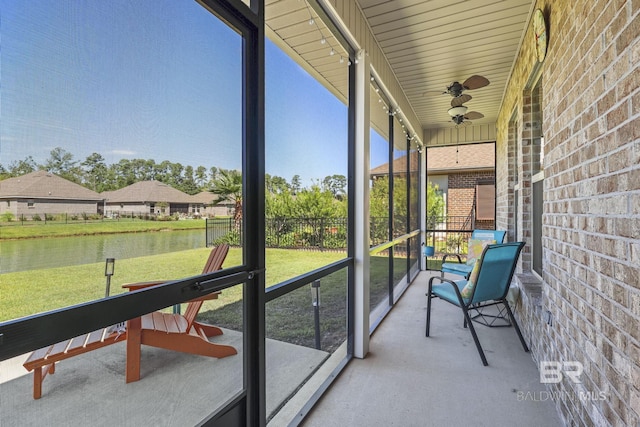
0,218,207,240
0,247,347,320
0,247,412,352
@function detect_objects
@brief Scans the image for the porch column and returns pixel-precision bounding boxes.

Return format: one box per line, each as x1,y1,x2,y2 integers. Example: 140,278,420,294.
420,146,427,270
353,49,370,358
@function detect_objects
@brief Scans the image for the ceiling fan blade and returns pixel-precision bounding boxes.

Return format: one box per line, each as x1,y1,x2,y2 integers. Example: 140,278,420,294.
463,75,490,90
451,94,472,107
464,111,484,120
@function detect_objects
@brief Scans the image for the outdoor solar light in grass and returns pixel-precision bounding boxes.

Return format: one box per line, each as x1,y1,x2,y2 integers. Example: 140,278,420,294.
104,258,115,297
311,280,321,350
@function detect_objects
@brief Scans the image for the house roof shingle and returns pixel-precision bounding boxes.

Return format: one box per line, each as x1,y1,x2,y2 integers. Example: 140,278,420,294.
0,171,103,200
370,151,420,177
191,191,222,205
101,181,194,204
426,144,494,172
370,144,494,177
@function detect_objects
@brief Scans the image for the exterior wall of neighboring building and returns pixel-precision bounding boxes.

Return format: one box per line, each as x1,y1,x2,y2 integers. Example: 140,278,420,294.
198,204,231,218
0,200,17,217
105,201,229,217
495,1,639,426
0,199,99,219
105,202,152,215
447,170,495,227
428,170,495,230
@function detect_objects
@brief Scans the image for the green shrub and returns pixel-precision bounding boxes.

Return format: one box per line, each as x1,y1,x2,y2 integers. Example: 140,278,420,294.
214,230,241,246
1,212,15,222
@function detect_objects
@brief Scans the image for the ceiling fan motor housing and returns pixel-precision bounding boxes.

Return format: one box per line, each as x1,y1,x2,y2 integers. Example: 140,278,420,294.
452,115,465,124
447,82,464,97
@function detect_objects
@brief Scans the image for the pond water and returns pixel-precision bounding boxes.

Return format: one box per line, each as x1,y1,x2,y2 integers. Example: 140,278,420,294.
1,229,206,274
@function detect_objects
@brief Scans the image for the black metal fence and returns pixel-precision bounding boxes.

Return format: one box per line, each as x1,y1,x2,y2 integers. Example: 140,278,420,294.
206,217,350,250
206,215,494,252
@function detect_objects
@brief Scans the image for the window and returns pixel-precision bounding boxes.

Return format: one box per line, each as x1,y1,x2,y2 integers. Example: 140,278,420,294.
530,77,544,277
264,15,350,420
0,1,249,423
368,77,421,326
476,182,496,221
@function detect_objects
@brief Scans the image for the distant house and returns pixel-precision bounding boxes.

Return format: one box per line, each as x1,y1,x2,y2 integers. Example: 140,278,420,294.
370,143,495,229
369,150,419,181
190,191,232,218
102,181,196,217
0,171,103,219
427,143,495,229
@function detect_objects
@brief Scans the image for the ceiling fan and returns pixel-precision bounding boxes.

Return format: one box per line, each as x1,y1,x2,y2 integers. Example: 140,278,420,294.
443,75,490,104
447,105,484,125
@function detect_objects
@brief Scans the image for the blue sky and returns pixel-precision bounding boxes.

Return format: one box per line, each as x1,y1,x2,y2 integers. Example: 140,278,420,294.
0,0,361,187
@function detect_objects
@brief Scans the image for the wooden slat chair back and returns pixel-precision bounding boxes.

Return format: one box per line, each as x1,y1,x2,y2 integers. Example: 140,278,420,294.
182,243,229,330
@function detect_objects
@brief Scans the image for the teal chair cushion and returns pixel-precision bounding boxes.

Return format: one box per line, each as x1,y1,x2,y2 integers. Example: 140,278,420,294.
466,239,496,265
431,279,470,305
441,236,497,278
460,260,482,298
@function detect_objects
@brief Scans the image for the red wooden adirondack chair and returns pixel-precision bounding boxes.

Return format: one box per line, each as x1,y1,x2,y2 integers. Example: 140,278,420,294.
123,244,237,383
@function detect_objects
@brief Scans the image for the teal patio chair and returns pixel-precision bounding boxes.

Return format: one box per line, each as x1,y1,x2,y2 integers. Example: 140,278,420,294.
426,242,528,366
440,229,507,279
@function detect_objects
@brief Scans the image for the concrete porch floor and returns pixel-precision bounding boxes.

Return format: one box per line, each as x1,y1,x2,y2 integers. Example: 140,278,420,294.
0,270,564,426
0,328,329,426
301,270,564,427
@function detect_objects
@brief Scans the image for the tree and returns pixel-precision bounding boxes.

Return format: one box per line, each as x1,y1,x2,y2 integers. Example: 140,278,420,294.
112,159,136,188
44,147,81,182
369,176,390,219
180,165,199,195
7,156,38,177
322,174,347,199
293,186,345,218
426,181,446,246
81,153,109,192
265,174,290,194
210,169,243,227
195,166,208,189
168,162,184,188
265,188,296,218
290,175,301,194
426,181,445,223
129,158,155,182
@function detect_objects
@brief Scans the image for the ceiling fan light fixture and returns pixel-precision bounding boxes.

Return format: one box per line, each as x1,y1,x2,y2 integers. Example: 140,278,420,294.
448,106,468,117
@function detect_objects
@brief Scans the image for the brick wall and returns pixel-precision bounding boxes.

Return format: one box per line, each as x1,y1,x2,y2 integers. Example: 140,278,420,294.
495,1,639,426
447,171,495,228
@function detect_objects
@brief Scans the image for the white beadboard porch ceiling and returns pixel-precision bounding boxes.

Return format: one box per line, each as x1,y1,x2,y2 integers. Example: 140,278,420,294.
265,0,534,130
